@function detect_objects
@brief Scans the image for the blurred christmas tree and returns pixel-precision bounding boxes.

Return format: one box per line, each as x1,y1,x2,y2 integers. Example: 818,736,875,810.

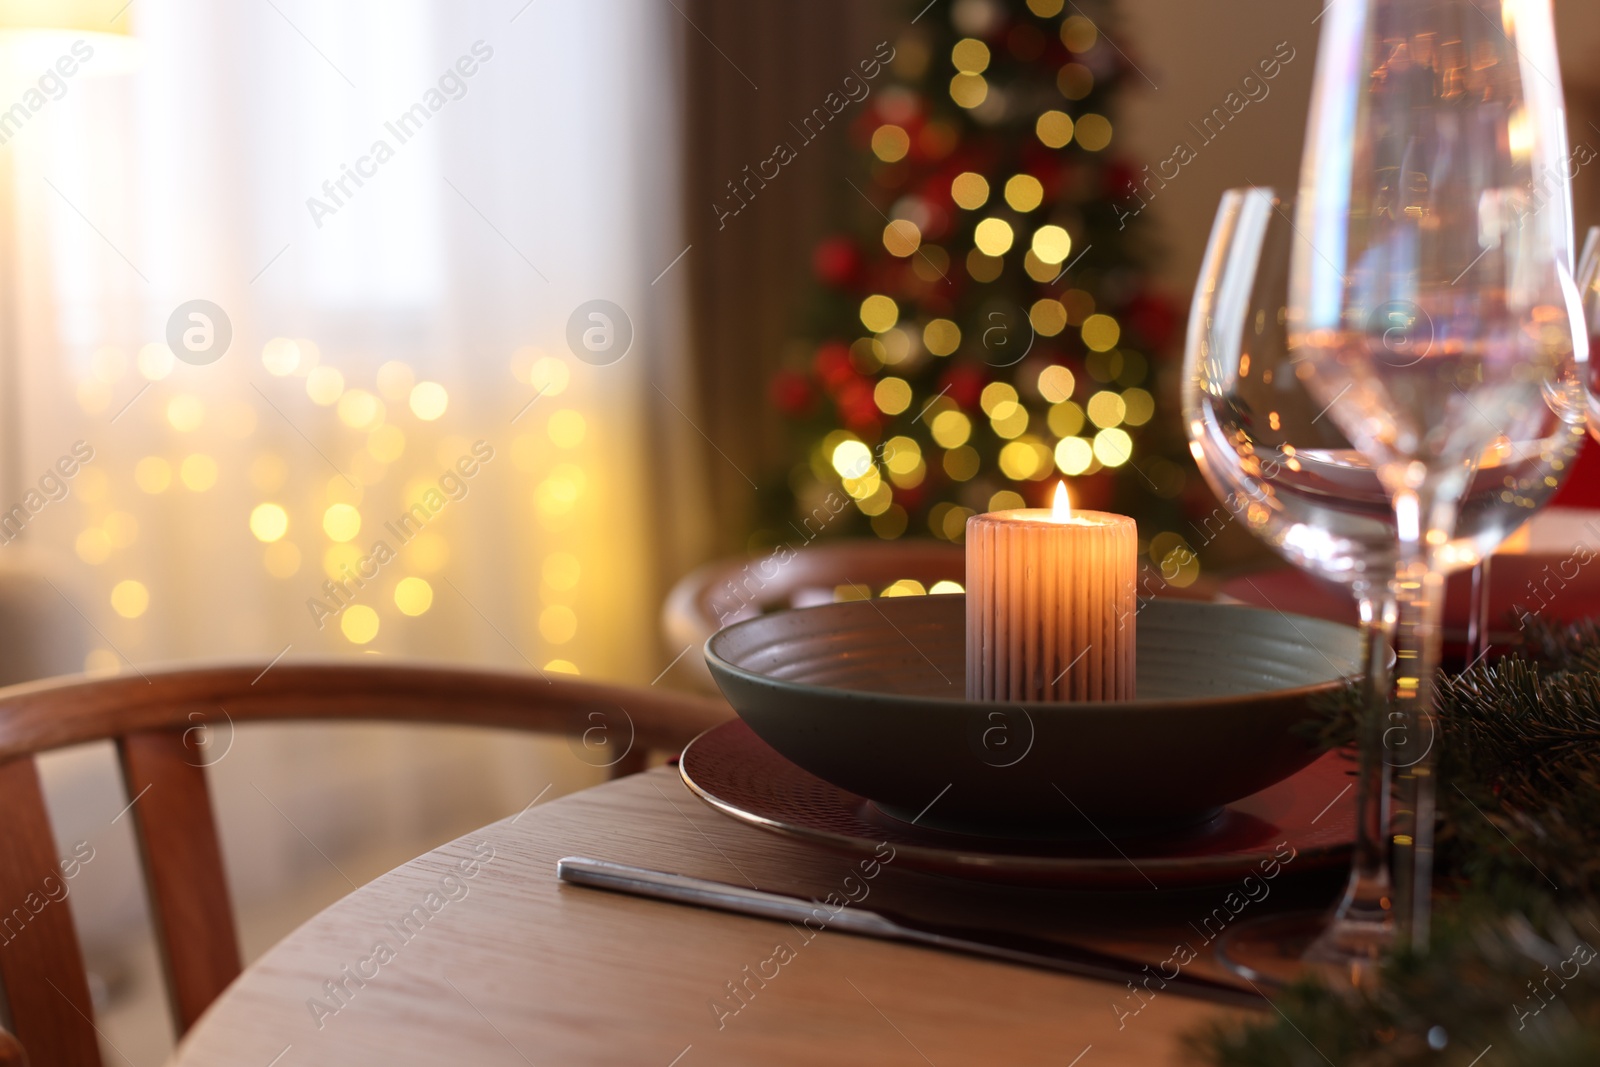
762,0,1192,572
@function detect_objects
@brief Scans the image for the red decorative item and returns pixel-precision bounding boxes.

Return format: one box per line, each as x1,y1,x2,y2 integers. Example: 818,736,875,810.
812,237,862,289
940,364,988,412
813,342,856,392
769,369,815,417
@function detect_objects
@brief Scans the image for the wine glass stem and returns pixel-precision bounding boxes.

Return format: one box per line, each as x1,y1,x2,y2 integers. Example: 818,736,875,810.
1313,590,1396,968
1390,528,1448,951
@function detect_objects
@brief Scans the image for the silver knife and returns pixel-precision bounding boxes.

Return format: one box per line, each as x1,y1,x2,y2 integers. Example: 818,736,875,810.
556,856,1262,1009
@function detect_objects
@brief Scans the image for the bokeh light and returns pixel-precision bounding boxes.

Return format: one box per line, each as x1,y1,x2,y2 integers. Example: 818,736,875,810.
250,503,289,542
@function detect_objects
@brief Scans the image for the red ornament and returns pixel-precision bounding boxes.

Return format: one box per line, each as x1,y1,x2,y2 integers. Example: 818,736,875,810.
837,379,881,432
813,342,856,391
813,237,862,288
940,364,988,412
770,369,815,417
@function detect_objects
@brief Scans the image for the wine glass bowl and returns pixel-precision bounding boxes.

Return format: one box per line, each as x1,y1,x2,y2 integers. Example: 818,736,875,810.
1186,189,1584,590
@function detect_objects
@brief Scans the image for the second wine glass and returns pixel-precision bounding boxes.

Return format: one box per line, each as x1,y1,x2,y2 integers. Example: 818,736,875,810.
1185,187,1583,981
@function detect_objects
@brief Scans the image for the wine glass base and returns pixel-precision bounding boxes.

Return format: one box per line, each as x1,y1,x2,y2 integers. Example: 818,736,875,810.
1215,910,1387,990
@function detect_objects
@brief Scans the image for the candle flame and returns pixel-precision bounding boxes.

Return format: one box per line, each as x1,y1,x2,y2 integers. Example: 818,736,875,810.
1052,481,1072,523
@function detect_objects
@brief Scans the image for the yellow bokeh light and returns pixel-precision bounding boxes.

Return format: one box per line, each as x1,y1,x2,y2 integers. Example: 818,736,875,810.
134,456,172,494
1075,113,1113,151
874,377,913,416
166,394,204,432
1030,299,1068,337
1081,313,1122,352
998,441,1042,480
1031,224,1073,265
831,439,874,479
1055,437,1094,475
950,72,988,109
1058,62,1094,100
545,659,580,676
951,38,990,73
410,381,449,421
882,579,927,598
337,389,384,430
930,410,972,449
924,318,961,356
250,503,289,543
1038,365,1076,404
1087,391,1127,428
111,580,149,619
981,382,1019,415
261,338,303,377
950,172,990,210
990,490,1027,512
859,295,899,334
527,357,570,397
1094,427,1134,466
368,424,406,463
930,579,965,595
973,218,1015,256
1036,110,1075,149
104,512,138,548
539,604,578,644
1123,387,1155,426
341,605,379,644
548,409,587,449
394,576,434,616
75,528,111,565
180,454,218,491
883,436,922,475
323,503,361,542
1061,15,1099,52
1049,400,1087,437
306,365,345,406
543,552,581,591
376,361,415,401
990,401,1030,439
967,249,1003,282
943,445,980,481
1004,174,1044,212
882,219,922,258
137,342,174,381
871,124,911,162
1027,0,1064,13
263,541,301,579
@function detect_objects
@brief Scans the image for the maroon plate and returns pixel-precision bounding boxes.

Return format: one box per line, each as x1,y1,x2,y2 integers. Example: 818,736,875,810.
680,720,1356,889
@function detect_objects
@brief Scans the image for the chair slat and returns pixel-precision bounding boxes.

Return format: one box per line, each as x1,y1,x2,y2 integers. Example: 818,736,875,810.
0,757,101,1067
118,730,241,1035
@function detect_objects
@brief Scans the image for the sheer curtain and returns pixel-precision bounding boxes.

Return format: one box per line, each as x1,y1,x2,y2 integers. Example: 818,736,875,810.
12,0,706,1005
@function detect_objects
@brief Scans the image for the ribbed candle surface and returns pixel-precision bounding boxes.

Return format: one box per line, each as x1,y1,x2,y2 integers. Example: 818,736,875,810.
965,508,1137,702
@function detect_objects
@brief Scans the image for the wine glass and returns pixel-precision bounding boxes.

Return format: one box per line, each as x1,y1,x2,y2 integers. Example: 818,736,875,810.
1184,187,1583,982
1582,227,1600,434
1290,0,1584,951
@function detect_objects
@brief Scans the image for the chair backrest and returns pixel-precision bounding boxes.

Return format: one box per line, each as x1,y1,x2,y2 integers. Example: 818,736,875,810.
662,540,966,690
0,662,730,1067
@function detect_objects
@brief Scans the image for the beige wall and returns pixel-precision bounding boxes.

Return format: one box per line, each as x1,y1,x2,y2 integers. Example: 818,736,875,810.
1116,0,1600,297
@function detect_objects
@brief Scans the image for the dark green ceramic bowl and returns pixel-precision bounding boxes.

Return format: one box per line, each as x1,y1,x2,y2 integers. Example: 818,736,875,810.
704,595,1360,837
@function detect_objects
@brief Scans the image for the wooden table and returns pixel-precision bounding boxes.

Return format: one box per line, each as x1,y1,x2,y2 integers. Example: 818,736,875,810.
169,767,1320,1066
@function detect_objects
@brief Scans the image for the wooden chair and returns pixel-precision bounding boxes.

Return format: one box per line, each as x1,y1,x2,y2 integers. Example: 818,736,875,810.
0,662,730,1067
662,539,966,691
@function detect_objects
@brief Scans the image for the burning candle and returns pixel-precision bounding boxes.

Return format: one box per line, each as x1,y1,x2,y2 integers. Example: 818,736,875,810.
966,482,1136,702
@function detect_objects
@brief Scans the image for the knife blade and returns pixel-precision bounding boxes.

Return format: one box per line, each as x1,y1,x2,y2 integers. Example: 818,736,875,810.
555,856,1263,1010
